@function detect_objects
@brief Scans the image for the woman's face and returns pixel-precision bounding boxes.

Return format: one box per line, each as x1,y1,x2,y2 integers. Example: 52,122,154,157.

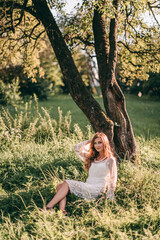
93,137,104,153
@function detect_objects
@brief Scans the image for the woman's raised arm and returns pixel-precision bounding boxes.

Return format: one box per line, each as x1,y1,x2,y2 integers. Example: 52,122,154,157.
74,140,91,161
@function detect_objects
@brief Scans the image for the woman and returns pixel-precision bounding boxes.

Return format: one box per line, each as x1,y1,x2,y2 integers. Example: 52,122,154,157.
45,132,117,215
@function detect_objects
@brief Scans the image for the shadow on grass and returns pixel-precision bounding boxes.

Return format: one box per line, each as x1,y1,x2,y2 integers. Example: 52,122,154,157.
0,157,85,222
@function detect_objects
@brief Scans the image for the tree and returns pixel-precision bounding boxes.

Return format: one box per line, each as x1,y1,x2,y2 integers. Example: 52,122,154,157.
60,48,99,94
0,0,159,160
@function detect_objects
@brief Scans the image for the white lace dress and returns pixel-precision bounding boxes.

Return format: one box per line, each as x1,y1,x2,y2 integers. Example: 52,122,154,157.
65,140,117,200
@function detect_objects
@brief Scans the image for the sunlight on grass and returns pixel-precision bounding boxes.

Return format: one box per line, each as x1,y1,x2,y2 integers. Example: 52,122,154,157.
0,95,160,239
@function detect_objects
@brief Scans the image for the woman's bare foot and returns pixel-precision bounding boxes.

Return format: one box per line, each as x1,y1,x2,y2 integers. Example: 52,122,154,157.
46,206,52,210
61,209,70,216
39,206,52,212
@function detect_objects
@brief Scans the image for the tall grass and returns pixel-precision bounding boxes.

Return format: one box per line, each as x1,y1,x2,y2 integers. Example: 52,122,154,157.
0,96,160,239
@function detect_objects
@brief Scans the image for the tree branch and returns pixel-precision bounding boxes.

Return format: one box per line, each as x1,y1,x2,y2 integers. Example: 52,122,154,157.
29,21,41,38
118,41,160,64
108,0,120,74
31,30,45,51
0,0,38,36
128,61,142,68
147,1,160,27
0,1,38,19
148,1,160,8
64,33,94,47
92,1,109,90
13,0,28,28
118,40,160,55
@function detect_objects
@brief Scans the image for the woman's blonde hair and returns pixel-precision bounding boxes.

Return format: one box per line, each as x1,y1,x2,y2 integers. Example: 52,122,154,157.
84,132,113,171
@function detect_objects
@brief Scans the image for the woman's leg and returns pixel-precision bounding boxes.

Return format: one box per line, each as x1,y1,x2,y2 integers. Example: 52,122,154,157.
59,197,67,212
46,181,69,209
56,183,67,212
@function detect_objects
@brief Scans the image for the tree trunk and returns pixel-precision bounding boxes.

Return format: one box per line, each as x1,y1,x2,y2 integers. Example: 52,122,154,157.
93,1,137,159
32,0,114,143
31,0,137,160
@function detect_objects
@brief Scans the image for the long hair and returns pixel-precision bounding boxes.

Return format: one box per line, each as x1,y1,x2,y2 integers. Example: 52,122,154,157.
84,132,113,172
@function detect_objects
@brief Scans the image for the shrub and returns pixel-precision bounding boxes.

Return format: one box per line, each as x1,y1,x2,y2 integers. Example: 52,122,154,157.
0,78,21,105
143,72,160,97
0,65,52,102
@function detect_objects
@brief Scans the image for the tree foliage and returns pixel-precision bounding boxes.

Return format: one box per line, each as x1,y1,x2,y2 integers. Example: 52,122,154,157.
0,8,46,79
1,0,159,88
61,0,160,83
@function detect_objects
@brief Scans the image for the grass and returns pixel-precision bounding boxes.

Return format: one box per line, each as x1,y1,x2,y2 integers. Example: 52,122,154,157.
3,94,160,139
35,94,160,139
0,94,160,239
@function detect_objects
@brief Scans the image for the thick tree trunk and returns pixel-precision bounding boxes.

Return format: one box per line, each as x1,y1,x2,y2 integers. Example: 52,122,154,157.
93,1,137,159
1,0,137,159
32,0,114,142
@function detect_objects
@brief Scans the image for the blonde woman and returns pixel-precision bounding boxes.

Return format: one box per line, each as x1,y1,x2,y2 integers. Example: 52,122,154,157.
45,132,117,215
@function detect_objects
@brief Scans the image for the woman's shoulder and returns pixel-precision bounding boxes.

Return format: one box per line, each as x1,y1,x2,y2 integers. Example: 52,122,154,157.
106,156,116,165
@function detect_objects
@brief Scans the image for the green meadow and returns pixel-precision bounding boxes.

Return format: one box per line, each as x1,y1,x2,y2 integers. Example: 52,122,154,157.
0,94,160,240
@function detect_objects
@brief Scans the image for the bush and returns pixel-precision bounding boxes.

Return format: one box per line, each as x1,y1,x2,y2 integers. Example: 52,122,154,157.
119,72,160,97
0,65,52,102
0,78,21,105
19,73,52,100
143,72,160,97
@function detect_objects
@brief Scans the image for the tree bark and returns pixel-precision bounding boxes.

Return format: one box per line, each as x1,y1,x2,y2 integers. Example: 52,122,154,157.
32,0,114,143
93,0,137,159
1,0,137,159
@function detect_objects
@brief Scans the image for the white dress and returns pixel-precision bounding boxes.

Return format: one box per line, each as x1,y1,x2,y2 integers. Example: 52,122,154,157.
65,140,117,200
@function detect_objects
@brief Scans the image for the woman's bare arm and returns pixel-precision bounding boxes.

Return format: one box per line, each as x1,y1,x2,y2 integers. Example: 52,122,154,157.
74,140,91,161
107,157,117,200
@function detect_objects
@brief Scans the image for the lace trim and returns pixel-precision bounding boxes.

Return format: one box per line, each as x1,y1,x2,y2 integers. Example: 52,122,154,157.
94,157,108,163
66,180,104,200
